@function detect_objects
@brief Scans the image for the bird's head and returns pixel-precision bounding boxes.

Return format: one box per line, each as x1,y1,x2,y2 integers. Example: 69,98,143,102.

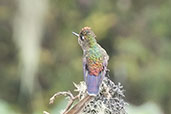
72,27,97,50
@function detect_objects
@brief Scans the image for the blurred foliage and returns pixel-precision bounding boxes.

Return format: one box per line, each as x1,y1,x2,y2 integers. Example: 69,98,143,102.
126,102,163,114
0,0,171,114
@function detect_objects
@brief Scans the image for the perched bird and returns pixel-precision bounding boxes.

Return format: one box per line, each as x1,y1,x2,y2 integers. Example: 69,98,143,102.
72,27,109,96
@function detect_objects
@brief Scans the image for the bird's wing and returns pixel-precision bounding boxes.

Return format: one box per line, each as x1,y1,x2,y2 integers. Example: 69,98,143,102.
83,57,88,82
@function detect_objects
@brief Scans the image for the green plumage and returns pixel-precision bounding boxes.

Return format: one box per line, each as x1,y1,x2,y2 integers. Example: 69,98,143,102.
72,26,109,95
86,46,103,76
77,27,108,76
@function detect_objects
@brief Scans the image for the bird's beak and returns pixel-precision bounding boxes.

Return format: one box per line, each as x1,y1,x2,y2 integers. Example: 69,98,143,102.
72,32,79,37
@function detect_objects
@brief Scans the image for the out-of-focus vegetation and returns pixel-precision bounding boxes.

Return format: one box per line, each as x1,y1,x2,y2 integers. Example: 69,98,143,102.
0,0,170,114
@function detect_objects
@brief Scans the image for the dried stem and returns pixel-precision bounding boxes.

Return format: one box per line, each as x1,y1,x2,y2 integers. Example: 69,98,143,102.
43,111,50,114
44,74,127,114
49,91,81,113
47,91,93,114
49,91,74,104
63,95,79,113
64,95,93,114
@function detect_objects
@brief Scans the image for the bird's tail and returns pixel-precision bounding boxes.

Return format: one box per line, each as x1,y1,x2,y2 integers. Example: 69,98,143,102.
86,74,102,96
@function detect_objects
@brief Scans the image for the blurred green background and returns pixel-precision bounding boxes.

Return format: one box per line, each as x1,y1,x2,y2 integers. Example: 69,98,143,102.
0,0,170,114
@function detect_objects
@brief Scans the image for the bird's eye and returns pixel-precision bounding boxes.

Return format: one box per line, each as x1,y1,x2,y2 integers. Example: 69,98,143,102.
80,36,84,41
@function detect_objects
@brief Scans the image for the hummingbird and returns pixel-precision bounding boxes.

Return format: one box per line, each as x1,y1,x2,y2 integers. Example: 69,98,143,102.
72,27,109,96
